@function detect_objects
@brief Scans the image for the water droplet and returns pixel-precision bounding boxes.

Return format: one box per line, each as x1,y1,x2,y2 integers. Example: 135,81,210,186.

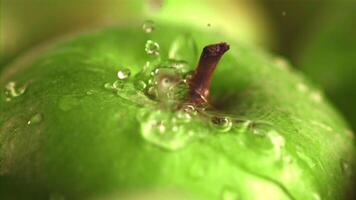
210,116,232,132
340,159,352,177
139,109,198,151
282,11,287,16
221,187,239,200
4,81,27,100
27,113,43,125
142,20,155,33
242,122,286,159
117,68,131,80
145,40,160,56
181,104,197,116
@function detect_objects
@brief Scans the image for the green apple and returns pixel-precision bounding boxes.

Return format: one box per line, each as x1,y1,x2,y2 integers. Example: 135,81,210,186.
0,0,272,69
297,2,356,131
0,22,355,200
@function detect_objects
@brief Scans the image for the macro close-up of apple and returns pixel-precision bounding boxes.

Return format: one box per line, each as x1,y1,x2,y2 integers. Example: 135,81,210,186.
1,1,355,200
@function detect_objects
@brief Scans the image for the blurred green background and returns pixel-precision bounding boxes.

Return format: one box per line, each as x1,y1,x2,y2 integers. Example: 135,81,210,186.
1,0,356,131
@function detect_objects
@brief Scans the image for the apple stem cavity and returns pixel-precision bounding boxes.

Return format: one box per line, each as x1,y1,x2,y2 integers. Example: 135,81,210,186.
188,42,230,105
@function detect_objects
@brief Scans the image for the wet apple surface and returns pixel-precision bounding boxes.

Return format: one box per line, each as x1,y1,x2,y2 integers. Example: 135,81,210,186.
0,23,355,200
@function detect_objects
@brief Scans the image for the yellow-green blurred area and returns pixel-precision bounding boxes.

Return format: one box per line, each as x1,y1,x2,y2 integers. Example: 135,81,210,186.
1,0,356,130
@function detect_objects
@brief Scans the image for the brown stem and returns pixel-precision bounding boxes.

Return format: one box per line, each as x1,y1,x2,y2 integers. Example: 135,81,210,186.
188,42,230,105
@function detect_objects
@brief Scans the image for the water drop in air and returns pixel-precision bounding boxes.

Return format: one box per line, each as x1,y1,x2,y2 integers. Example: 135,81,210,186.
142,20,155,33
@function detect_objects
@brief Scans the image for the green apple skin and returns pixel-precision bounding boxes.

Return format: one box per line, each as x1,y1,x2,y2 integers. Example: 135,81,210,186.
297,2,356,132
0,23,355,200
0,0,272,70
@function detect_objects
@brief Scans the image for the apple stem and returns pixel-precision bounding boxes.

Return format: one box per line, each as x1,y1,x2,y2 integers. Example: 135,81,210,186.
188,42,230,105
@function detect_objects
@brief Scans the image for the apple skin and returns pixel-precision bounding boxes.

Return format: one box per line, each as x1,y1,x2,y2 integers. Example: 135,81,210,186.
0,23,355,200
297,2,356,132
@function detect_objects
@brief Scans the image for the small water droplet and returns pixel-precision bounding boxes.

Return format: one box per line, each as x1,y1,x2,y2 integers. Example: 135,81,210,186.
139,109,198,151
210,116,233,132
282,11,287,16
117,68,131,80
4,81,27,101
181,104,197,116
27,113,43,125
221,187,239,200
145,40,160,56
142,20,155,33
